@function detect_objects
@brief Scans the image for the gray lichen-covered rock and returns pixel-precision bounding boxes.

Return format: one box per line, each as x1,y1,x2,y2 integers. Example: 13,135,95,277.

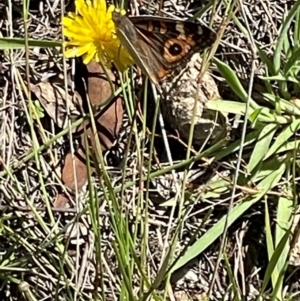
160,53,229,146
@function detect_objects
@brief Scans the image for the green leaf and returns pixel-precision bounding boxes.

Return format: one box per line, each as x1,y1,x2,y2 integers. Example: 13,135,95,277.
214,58,259,110
31,100,45,119
264,119,300,160
256,45,275,75
272,139,300,155
262,93,300,116
206,100,250,116
171,160,286,273
261,74,299,83
284,47,300,74
249,107,278,123
265,200,274,259
282,34,292,59
257,158,291,298
260,227,291,298
294,8,300,48
249,107,264,125
260,74,289,82
248,123,278,173
201,179,230,198
272,194,293,296
163,178,230,207
207,101,278,123
251,157,286,183
273,1,300,73
0,38,62,49
213,130,260,161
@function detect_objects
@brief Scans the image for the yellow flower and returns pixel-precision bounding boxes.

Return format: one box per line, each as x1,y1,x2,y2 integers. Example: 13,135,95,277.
62,0,134,71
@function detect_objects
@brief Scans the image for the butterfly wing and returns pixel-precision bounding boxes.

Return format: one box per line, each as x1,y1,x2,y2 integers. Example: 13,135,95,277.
112,12,216,84
131,16,216,79
112,12,162,84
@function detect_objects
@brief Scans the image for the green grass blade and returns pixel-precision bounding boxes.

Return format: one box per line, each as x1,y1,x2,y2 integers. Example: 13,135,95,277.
265,199,274,260
214,57,259,109
273,0,300,73
257,45,275,75
248,123,278,172
213,130,260,161
259,229,291,299
283,47,300,74
206,99,251,116
171,159,285,273
294,7,300,48
262,93,300,116
272,195,293,299
264,119,300,160
0,37,61,49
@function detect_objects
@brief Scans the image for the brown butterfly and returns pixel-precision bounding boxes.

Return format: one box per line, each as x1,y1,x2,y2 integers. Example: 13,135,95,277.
112,11,216,86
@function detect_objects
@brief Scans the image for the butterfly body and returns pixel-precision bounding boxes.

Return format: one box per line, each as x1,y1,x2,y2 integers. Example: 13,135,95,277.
112,11,216,85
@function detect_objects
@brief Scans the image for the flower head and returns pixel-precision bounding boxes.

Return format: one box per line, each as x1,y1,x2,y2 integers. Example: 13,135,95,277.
62,0,133,71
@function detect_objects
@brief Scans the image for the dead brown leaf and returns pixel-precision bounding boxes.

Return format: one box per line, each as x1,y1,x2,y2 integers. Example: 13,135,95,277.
30,81,83,129
57,61,124,206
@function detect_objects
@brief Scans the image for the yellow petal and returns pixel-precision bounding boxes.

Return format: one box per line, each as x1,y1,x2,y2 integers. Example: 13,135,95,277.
63,0,133,70
97,0,106,12
62,17,74,26
75,0,89,17
83,50,96,64
65,47,81,58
